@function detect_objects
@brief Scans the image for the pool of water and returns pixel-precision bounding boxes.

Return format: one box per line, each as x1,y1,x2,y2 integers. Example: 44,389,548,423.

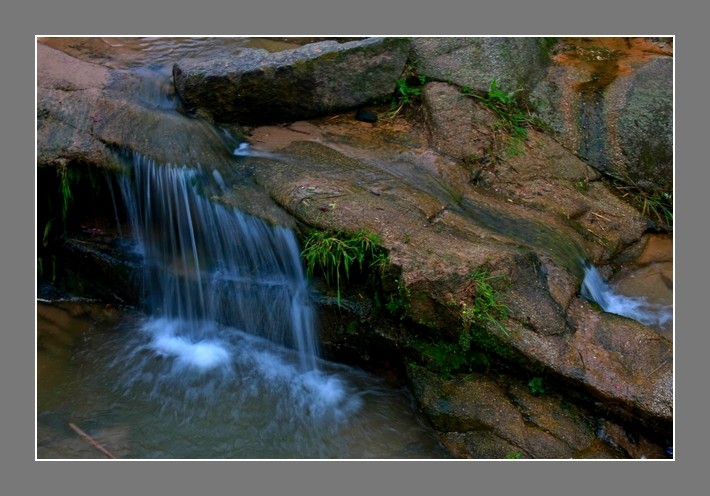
36,300,450,459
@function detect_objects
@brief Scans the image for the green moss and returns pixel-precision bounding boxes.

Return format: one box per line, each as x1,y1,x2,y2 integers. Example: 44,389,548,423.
537,37,558,60
467,328,518,363
408,267,515,379
411,339,469,380
528,376,546,395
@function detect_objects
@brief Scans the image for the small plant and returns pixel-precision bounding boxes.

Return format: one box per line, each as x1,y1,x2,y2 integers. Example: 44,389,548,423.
340,320,358,336
504,452,523,459
410,268,510,380
42,218,55,248
386,64,426,119
461,79,536,159
54,164,104,232
459,268,510,340
369,250,391,286
642,191,673,229
302,229,389,305
385,278,411,320
575,179,591,192
528,376,546,396
58,166,74,228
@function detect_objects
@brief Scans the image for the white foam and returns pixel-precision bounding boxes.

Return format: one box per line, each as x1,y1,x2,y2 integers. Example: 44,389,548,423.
143,318,232,372
233,142,280,158
244,345,362,421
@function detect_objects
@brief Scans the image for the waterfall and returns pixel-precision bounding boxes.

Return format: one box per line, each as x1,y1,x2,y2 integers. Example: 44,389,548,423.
117,151,319,372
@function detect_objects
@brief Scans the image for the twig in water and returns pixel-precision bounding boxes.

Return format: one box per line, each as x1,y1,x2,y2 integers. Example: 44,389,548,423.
68,422,118,459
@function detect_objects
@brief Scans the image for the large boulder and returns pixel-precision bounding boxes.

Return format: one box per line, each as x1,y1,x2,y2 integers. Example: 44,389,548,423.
603,56,673,192
407,366,668,459
36,42,293,226
172,37,411,125
530,38,673,195
419,80,649,264
410,37,552,95
37,43,246,169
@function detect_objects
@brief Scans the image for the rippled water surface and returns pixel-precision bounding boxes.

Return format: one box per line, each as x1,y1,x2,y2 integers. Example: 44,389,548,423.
38,36,353,69
37,301,449,459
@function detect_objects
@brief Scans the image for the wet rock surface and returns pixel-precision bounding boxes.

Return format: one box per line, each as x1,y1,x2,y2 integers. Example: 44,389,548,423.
243,117,673,455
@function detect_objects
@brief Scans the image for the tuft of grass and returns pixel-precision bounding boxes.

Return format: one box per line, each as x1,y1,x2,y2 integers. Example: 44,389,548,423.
458,268,510,345
302,229,389,305
608,176,673,232
641,192,673,229
461,79,538,159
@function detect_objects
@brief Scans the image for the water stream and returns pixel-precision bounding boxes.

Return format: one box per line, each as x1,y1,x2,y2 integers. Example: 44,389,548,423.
117,152,320,371
458,199,672,332
580,261,673,330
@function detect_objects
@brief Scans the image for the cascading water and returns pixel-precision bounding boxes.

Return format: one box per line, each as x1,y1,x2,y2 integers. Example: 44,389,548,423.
457,198,672,332
580,260,673,330
37,63,449,459
36,38,670,458
97,151,379,457
117,151,319,371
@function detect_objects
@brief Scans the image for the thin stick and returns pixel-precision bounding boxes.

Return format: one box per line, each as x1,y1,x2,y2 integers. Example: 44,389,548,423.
649,360,670,377
577,349,586,370
68,422,118,459
591,211,612,222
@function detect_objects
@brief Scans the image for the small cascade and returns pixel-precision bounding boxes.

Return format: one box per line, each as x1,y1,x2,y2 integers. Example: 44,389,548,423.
581,261,673,330
232,142,281,159
458,199,672,331
117,151,319,372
